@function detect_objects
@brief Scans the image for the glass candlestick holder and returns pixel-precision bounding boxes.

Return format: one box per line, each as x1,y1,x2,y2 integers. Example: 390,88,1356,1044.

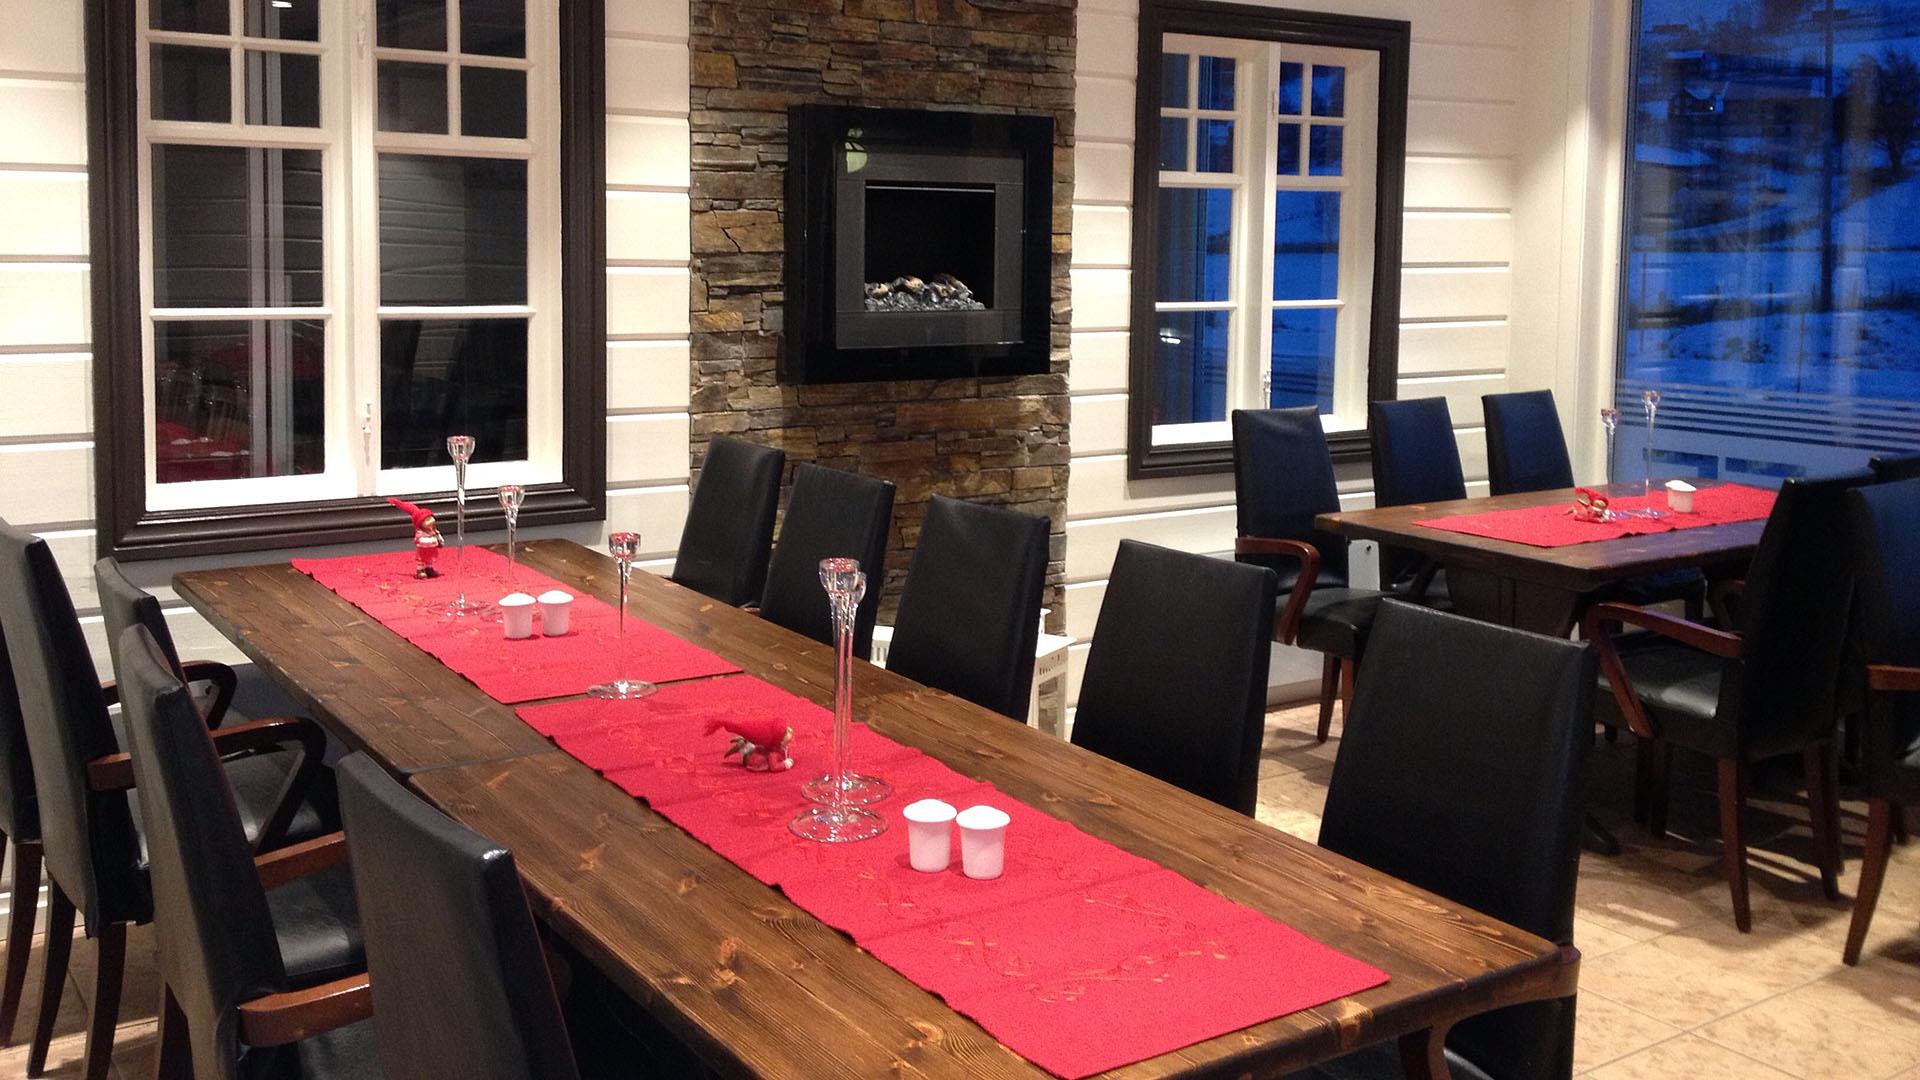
1640,389,1664,518
587,531,656,701
429,434,493,618
498,484,525,588
1600,407,1621,488
791,558,888,843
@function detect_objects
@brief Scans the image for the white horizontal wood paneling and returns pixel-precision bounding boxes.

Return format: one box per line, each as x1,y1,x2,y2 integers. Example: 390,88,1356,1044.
1065,505,1236,582
605,39,691,115
1071,331,1129,393
0,172,89,257
0,1,86,75
1404,156,1512,211
0,79,88,167
1066,455,1233,519
605,483,692,560
1077,74,1137,142
607,116,693,186
1407,100,1519,158
1070,393,1128,457
1402,212,1512,266
608,340,692,413
605,0,693,41
1078,12,1138,78
40,529,99,614
0,263,90,349
608,267,693,336
0,441,90,526
1400,267,1512,321
0,352,90,438
1400,320,1509,375
1071,205,1131,267
1074,142,1134,204
608,413,692,487
1410,41,1519,102
607,191,692,262
1395,372,1509,429
1069,268,1130,331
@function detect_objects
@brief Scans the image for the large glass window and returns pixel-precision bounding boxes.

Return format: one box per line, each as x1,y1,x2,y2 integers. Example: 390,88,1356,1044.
1620,0,1920,483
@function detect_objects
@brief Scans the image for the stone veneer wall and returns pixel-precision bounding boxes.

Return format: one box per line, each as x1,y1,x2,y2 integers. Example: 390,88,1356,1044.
687,0,1075,631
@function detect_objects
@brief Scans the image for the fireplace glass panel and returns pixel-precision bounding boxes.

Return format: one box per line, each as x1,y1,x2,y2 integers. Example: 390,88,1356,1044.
862,183,997,310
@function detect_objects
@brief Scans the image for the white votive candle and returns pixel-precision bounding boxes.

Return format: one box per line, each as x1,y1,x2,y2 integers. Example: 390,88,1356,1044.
903,799,957,872
1666,479,1696,513
499,592,537,639
537,589,574,636
956,804,1011,880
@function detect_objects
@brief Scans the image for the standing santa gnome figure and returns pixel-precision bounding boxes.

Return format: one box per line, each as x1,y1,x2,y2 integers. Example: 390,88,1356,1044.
387,497,443,578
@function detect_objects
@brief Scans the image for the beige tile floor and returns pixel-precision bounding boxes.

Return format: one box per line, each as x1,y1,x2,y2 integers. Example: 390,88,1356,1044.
2,703,1918,1078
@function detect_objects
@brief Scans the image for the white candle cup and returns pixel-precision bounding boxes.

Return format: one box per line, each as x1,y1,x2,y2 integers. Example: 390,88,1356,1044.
1666,479,1696,514
902,799,957,873
499,592,537,639
537,590,574,636
956,804,1011,880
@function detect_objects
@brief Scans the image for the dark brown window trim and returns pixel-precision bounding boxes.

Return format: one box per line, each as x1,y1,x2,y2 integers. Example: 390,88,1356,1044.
85,0,607,561
1127,0,1409,480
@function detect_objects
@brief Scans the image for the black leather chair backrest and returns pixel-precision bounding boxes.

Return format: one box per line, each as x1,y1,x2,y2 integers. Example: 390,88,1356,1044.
115,625,286,1080
672,436,786,606
1230,407,1351,588
1071,541,1277,815
1369,397,1467,508
886,496,1049,723
338,753,580,1080
1847,477,1920,798
0,621,36,843
0,521,145,931
1871,454,1920,483
1727,471,1873,753
1320,600,1594,1080
759,463,895,660
95,556,191,684
1483,389,1576,495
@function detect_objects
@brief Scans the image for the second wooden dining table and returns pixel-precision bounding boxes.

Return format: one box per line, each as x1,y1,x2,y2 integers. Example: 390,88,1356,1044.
176,538,1574,1079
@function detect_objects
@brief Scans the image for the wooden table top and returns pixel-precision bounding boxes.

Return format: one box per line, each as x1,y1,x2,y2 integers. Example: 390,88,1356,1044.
177,539,1575,1079
1316,484,1763,593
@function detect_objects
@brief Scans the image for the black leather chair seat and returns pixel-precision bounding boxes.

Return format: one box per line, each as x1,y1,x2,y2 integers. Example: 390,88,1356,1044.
112,706,336,848
1293,589,1386,658
1284,1041,1497,1080
237,1016,379,1080
1592,635,1807,761
266,863,365,988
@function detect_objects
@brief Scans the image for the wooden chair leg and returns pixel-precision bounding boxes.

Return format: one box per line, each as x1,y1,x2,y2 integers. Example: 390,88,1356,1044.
1338,658,1355,721
83,922,126,1080
1844,799,1894,966
26,882,76,1077
1718,759,1752,933
153,983,191,1080
1315,654,1338,743
1803,741,1842,901
0,837,43,1046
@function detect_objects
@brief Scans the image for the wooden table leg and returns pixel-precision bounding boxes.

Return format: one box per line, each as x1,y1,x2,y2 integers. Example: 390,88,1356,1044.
1398,1026,1454,1080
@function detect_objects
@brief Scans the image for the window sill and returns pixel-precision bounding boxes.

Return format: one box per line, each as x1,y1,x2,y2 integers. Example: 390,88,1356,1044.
1127,425,1372,479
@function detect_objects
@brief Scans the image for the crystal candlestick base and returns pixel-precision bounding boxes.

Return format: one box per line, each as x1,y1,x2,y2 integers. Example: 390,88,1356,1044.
588,531,657,701
1639,389,1665,519
498,483,525,590
792,557,888,843
429,434,493,618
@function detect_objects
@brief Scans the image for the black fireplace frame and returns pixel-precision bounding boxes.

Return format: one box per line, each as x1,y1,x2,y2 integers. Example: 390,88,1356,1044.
783,105,1053,384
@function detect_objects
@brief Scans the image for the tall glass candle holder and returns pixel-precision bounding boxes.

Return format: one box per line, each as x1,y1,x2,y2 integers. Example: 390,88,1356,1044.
791,558,888,843
1640,389,1664,518
587,531,657,700
1600,407,1621,487
498,484,525,588
430,434,493,617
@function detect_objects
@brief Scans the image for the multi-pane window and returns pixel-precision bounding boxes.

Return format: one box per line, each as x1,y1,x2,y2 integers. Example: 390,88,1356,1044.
1148,34,1379,447
137,0,559,512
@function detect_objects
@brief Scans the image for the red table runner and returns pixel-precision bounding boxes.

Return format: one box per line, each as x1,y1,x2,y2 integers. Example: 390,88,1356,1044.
1414,483,1776,549
291,549,740,703
520,677,1389,1078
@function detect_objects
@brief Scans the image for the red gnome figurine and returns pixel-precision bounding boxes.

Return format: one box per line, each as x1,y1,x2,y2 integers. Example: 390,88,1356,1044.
706,717,793,772
387,497,444,579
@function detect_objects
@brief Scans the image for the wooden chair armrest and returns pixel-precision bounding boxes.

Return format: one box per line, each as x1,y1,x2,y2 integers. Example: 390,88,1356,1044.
1233,536,1320,645
179,659,240,727
85,753,134,792
741,603,761,615
210,717,330,852
1869,664,1920,694
237,973,372,1047
1582,603,1743,742
255,831,348,890
98,679,119,709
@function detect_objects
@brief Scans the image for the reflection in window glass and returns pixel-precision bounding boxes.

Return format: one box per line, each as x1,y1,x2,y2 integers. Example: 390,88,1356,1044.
1160,117,1189,170
1309,125,1343,177
1155,187,1233,302
245,0,320,40
377,0,446,51
1270,309,1336,412
379,154,528,305
378,61,449,133
1162,53,1189,108
461,67,527,138
152,45,231,124
1197,119,1234,172
153,0,226,34
1277,62,1304,115
152,145,324,307
154,320,326,483
1197,56,1235,110
1619,0,1920,480
380,318,529,468
460,0,527,57
1273,192,1341,301
245,51,321,128
1311,66,1346,117
1153,310,1231,425
1276,122,1302,175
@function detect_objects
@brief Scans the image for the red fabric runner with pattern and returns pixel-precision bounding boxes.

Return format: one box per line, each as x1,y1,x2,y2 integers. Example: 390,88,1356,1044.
1414,483,1776,549
291,549,740,703
519,677,1389,1078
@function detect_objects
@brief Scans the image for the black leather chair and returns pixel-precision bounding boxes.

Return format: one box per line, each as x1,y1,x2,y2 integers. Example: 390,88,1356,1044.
1871,454,1920,483
338,753,585,1079
1482,389,1575,496
114,625,373,1080
1587,471,1872,931
1072,540,1277,815
886,495,1049,724
1368,397,1464,605
0,621,40,1048
1842,477,1920,965
1297,600,1591,1080
758,463,895,661
671,436,786,606
0,520,333,1079
1232,407,1388,743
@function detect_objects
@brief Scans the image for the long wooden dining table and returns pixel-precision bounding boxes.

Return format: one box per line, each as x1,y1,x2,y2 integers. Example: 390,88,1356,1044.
176,538,1576,1079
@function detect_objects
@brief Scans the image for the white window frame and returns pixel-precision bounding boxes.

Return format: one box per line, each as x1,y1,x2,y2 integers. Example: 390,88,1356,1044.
134,0,562,514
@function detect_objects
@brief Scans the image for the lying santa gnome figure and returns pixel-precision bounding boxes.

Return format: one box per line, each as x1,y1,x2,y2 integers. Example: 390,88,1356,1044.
706,717,793,772
387,496,444,578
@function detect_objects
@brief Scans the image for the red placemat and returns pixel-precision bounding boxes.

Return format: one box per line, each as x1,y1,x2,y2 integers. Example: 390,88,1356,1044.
519,677,1389,1078
291,549,740,703
1415,483,1776,549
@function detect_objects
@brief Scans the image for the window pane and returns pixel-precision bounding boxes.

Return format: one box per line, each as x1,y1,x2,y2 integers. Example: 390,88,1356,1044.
245,50,320,127
1309,125,1344,177
1159,117,1188,171
380,318,529,468
151,45,231,123
1197,56,1234,110
153,0,226,34
460,0,527,57
1196,119,1233,173
1161,53,1189,108
379,154,528,305
1152,310,1230,426
1155,187,1232,302
378,0,447,50
1276,122,1302,175
378,61,449,133
1277,61,1304,115
152,145,324,307
1273,191,1340,301
244,0,320,41
154,319,326,483
461,66,526,138
1270,309,1336,412
1311,66,1346,117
